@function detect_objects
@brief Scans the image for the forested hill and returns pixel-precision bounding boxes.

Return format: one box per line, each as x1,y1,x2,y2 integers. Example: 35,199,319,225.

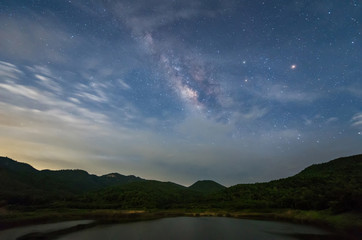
0,156,143,201
216,154,362,212
296,154,362,177
0,154,361,212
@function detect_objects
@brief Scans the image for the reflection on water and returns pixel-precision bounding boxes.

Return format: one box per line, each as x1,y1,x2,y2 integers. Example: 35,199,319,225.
57,217,332,240
0,220,94,240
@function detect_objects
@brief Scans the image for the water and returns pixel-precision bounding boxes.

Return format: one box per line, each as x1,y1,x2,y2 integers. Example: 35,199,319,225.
0,220,94,240
56,217,333,240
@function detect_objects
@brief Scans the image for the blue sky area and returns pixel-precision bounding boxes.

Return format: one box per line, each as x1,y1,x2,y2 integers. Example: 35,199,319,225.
0,0,361,185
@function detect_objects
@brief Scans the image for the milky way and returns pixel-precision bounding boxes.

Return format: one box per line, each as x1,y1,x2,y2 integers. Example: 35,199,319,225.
0,1,361,185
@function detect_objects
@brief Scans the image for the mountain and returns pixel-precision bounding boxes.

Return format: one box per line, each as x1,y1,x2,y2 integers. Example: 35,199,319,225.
218,154,362,212
0,156,37,173
189,180,226,193
0,154,361,212
296,154,362,178
0,156,143,205
80,180,198,209
99,173,143,186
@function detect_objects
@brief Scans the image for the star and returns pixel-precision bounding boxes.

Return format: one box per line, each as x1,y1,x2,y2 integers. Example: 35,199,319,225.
290,64,297,70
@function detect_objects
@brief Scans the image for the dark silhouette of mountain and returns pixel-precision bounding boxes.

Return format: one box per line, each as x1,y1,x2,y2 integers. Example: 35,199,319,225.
0,154,361,212
0,157,46,195
218,154,362,212
189,180,226,193
296,154,362,178
0,156,144,205
0,156,37,173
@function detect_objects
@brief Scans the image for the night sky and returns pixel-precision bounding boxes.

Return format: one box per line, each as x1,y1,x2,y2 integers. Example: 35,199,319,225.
0,1,361,186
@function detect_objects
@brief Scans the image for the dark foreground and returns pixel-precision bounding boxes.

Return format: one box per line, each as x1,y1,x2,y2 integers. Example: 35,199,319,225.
7,217,343,240
0,155,361,239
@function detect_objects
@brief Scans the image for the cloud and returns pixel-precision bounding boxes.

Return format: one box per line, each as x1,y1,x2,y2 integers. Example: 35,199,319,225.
326,117,338,124
34,74,63,94
76,92,108,103
0,82,49,102
343,86,362,98
102,0,227,35
351,113,362,129
0,61,23,80
0,60,318,185
0,9,140,75
175,113,233,142
29,65,64,95
0,14,75,63
0,62,152,174
118,79,131,90
2,1,360,187
0,61,181,178
232,106,269,122
0,84,109,127
73,81,111,103
0,61,110,125
0,65,358,186
303,115,338,127
259,84,320,103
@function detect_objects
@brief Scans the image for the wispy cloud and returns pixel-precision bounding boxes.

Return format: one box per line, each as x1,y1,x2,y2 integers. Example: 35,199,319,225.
351,113,362,129
34,74,63,94
0,61,23,80
0,15,75,63
303,115,338,127
0,61,110,124
105,0,227,35
343,86,362,98
248,82,321,104
0,82,50,102
234,106,269,121
118,79,131,90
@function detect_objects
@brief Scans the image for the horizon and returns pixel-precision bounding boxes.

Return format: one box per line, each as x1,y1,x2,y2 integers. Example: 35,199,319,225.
0,1,361,186
2,153,360,187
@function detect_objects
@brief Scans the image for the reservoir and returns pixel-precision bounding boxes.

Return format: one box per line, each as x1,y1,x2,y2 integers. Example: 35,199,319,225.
58,217,334,240
0,217,336,240
0,217,334,240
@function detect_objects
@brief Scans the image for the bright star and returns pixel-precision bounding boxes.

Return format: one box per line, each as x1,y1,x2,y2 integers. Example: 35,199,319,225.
290,64,296,69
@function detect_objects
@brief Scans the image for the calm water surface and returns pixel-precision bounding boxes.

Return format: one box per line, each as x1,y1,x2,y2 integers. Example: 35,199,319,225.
56,217,332,240
0,220,94,240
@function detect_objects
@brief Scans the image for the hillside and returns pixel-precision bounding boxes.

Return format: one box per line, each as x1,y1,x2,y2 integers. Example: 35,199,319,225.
78,180,200,209
215,154,362,212
296,154,362,178
0,156,143,206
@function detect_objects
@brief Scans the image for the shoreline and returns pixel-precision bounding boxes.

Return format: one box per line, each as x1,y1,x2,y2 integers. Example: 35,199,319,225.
1,208,361,239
